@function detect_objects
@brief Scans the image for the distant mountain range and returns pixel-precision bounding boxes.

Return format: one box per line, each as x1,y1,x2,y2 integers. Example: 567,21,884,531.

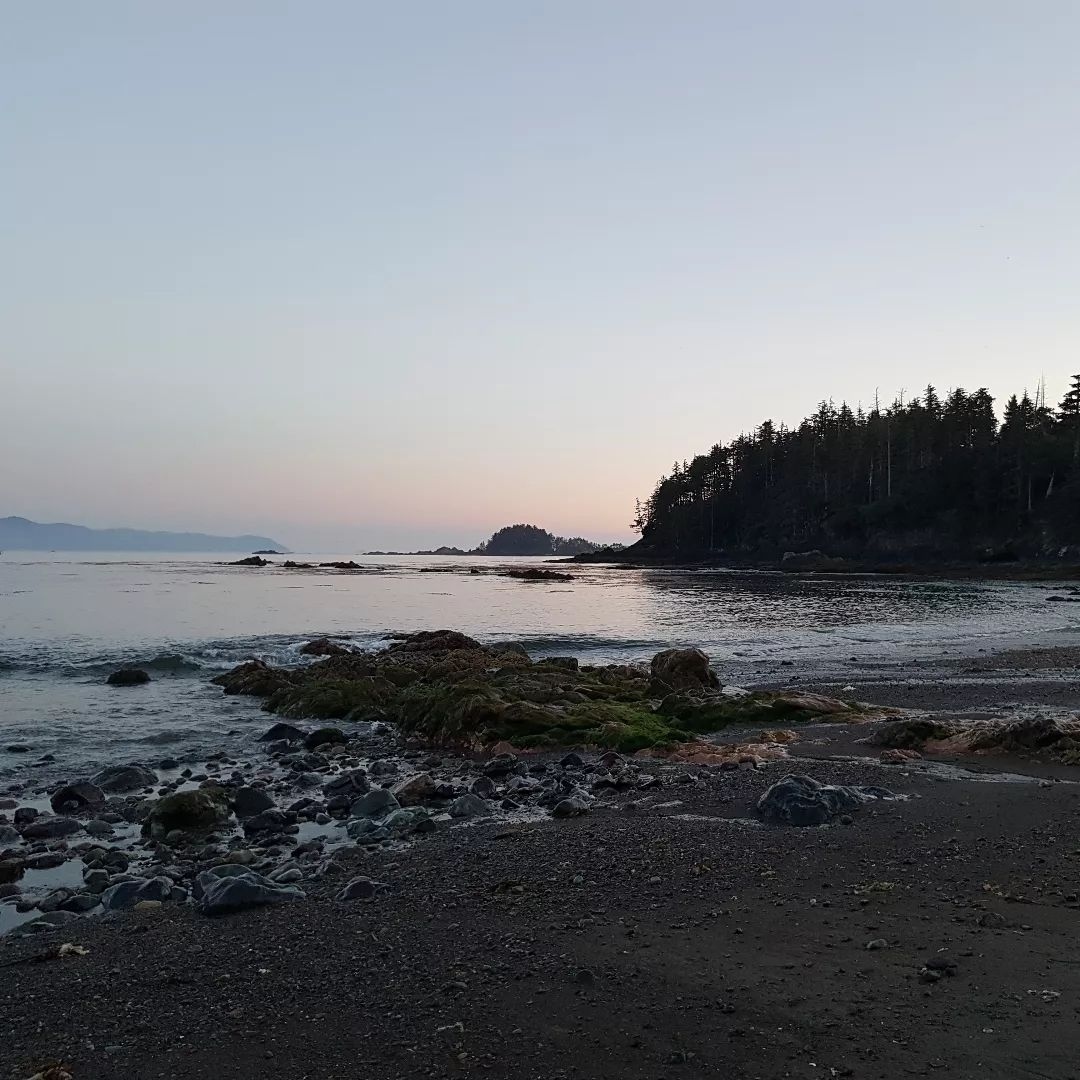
0,516,287,553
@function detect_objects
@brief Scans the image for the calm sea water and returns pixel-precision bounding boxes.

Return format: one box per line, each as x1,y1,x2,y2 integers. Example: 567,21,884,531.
2,552,1078,780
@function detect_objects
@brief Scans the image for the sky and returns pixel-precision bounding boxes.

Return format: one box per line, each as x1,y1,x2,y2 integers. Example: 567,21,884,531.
3,1,1078,552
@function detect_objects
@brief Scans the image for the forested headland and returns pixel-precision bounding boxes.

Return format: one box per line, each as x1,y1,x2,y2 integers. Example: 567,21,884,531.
623,377,1080,566
368,524,614,558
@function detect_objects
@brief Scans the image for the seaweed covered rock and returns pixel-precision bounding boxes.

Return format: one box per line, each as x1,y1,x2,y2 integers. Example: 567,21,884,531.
757,774,895,826
142,788,230,839
867,718,957,750
650,648,720,693
211,631,870,753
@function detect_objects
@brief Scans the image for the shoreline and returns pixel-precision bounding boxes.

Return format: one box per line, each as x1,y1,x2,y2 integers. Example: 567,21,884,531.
4,638,1080,1077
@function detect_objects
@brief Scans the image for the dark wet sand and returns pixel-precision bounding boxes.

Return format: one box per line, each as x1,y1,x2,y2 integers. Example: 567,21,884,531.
5,652,1080,1080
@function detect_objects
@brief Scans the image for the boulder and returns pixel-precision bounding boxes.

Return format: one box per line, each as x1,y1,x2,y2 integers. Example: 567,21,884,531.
196,870,304,916
304,726,347,750
449,793,489,818
350,788,400,819
21,816,83,840
391,772,438,806
483,753,518,777
242,808,290,835
335,876,388,902
100,876,174,911
299,637,355,657
551,797,590,818
107,668,152,686
650,648,720,693
92,764,157,792
469,775,497,798
756,773,896,826
142,788,230,839
50,781,106,814
258,721,307,743
0,825,21,844
323,770,370,799
231,786,275,819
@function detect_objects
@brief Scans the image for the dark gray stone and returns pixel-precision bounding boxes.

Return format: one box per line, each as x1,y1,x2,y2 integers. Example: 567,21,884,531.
50,781,106,813
755,773,896,827
100,876,175,911
350,788,399,819
335,876,388,902
259,722,307,743
231,786,275,818
196,870,304,916
21,816,83,840
92,764,157,793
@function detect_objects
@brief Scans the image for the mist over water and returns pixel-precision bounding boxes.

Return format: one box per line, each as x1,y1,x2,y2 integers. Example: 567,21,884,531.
2,552,1078,779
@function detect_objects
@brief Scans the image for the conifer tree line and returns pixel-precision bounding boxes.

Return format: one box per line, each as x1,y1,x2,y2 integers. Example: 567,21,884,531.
632,376,1080,560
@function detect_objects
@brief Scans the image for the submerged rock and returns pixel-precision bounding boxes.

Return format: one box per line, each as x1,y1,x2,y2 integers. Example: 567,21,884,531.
756,774,896,826
258,721,307,743
106,668,152,686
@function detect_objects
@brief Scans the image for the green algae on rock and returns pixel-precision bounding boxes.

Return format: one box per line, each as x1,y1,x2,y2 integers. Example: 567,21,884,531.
212,631,866,752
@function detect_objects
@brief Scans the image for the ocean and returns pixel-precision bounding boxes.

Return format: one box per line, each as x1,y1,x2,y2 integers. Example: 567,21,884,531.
2,552,1078,782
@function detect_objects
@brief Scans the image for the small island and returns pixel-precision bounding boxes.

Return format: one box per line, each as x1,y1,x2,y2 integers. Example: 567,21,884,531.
367,523,622,558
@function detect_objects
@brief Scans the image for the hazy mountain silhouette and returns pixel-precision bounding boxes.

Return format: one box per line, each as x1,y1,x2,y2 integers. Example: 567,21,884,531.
0,516,287,553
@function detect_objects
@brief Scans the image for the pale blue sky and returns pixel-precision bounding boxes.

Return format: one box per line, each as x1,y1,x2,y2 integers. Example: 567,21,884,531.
3,1,1078,551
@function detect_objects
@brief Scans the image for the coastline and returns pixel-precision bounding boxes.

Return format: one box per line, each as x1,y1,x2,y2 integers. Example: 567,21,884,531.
3,638,1080,1077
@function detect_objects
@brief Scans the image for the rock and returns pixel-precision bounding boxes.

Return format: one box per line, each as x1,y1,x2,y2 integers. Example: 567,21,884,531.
299,637,355,657
560,752,585,769
106,668,152,686
21,816,83,840
551,797,590,819
100,876,175,911
92,764,157,792
650,648,721,693
880,748,922,764
50,781,106,814
60,893,99,913
469,776,497,798
84,819,114,838
335,876,388,902
323,770,370,799
350,788,400,818
242,808,290,835
142,788,230,839
25,852,66,870
5,744,31,753
543,656,580,672
10,909,81,934
866,938,888,950
0,825,20,844
258,722,308,743
230,555,270,566
756,774,896,826
0,859,26,884
304,727,347,750
231,786,275,818
391,772,438,806
13,807,38,824
83,868,111,892
449,793,489,818
196,870,304,915
483,753,519,777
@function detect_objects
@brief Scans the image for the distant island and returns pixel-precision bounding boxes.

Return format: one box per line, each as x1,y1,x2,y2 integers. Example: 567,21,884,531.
0,516,288,554
608,376,1080,569
367,524,619,558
